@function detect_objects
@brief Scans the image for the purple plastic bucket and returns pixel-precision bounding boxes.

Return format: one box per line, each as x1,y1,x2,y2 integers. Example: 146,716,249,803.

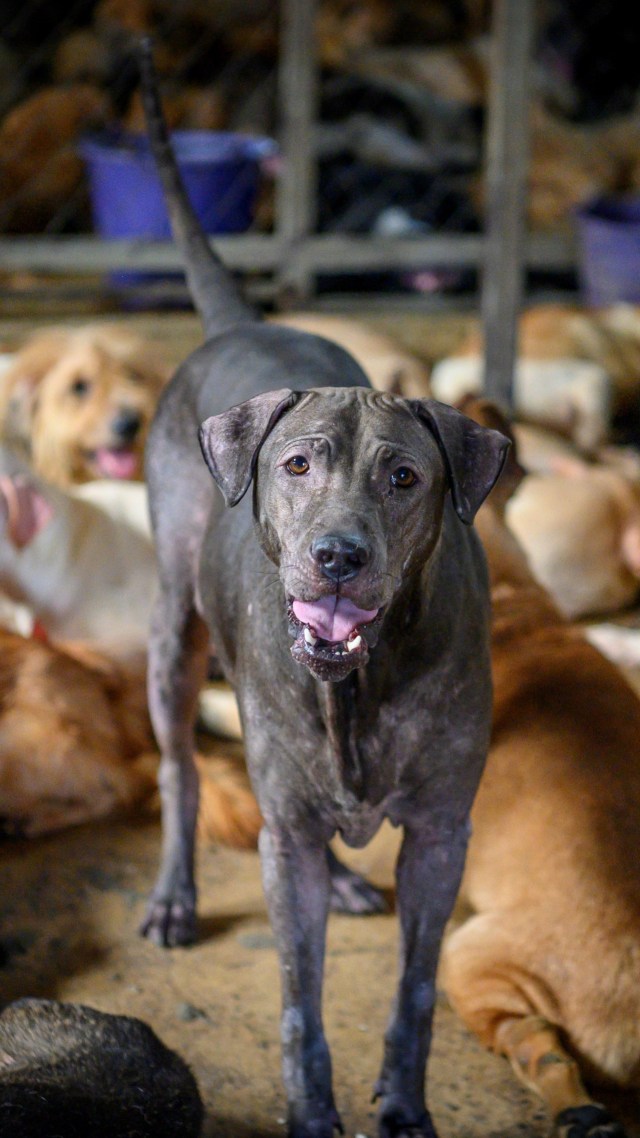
80,129,276,238
575,195,640,306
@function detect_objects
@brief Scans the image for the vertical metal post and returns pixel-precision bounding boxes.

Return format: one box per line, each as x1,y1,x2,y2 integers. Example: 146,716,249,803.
480,0,535,409
275,0,319,305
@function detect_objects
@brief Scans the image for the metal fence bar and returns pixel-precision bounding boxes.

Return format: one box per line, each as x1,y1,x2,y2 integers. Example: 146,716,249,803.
274,0,319,302
480,0,535,409
0,232,575,276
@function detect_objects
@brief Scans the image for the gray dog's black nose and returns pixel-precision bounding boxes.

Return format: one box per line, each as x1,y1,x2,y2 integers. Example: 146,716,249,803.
311,535,369,582
112,408,143,442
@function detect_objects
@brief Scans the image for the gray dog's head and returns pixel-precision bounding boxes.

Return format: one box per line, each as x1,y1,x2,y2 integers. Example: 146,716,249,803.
199,387,508,681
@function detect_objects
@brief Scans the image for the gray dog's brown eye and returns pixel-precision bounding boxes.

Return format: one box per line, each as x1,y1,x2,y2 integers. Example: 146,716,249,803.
70,377,92,398
286,456,309,475
391,466,416,488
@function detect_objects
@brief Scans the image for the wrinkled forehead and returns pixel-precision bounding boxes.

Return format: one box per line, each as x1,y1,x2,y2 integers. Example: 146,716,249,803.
266,387,435,455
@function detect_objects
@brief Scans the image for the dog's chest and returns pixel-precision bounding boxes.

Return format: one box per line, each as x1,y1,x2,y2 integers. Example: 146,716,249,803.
296,676,460,845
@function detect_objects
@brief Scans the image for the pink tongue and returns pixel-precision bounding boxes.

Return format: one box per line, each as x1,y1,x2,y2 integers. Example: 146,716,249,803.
95,448,139,479
292,595,379,642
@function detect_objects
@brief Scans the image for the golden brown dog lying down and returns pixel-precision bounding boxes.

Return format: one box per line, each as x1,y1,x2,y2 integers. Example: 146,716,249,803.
0,324,169,488
0,629,260,846
506,454,640,619
440,399,640,1137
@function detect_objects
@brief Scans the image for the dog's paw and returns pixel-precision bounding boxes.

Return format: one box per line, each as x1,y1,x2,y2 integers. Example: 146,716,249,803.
376,1100,438,1138
139,898,197,948
327,854,388,916
288,1104,344,1137
330,871,388,915
556,1104,628,1138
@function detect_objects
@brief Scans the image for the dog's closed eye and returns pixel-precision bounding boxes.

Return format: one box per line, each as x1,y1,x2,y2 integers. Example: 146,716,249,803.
69,377,92,398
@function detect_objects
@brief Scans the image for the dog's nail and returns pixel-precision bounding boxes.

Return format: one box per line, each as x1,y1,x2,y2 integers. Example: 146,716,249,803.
304,627,317,645
347,634,362,652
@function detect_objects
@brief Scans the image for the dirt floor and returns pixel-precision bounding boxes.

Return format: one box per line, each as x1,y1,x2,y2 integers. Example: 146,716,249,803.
1,299,639,1137
0,803,556,1138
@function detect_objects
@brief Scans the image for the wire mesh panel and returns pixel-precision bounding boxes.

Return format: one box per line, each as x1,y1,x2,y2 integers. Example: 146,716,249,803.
0,1,638,298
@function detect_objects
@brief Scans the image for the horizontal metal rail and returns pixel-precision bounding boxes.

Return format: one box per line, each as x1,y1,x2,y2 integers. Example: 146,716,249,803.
0,231,576,276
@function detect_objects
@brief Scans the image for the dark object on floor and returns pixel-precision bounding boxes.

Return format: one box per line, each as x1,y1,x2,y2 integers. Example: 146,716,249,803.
0,998,204,1138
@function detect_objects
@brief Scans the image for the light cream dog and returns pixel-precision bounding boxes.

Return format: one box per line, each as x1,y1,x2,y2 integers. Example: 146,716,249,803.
506,456,640,619
0,444,156,655
0,324,168,488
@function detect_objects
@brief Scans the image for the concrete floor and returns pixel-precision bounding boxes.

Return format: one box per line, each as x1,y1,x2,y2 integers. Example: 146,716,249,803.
0,299,639,1136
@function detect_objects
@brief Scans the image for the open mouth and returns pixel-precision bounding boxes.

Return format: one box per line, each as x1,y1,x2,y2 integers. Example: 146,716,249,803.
89,446,140,480
288,595,382,681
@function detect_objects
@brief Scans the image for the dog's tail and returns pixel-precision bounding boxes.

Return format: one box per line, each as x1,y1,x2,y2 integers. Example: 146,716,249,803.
137,37,258,340
195,754,262,850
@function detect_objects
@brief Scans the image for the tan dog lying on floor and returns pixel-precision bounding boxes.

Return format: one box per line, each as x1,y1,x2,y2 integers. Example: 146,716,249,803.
430,302,640,451
0,324,169,488
272,312,431,398
440,398,640,1138
0,627,260,845
506,454,640,619
474,303,640,416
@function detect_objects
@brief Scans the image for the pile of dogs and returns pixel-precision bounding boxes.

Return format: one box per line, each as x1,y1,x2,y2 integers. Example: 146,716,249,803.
4,51,640,1137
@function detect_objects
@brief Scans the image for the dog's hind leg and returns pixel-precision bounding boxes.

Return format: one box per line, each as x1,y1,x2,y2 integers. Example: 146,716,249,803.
442,915,628,1138
140,584,209,947
496,1017,627,1138
374,820,470,1138
259,824,343,1138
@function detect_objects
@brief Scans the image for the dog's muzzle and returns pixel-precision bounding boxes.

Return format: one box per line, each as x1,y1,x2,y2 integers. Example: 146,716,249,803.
288,595,382,681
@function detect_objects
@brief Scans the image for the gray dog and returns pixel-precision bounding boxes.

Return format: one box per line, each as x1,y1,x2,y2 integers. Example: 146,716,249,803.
138,41,508,1138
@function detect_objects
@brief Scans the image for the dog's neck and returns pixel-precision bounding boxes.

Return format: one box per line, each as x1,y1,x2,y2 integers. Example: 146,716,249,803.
318,672,367,798
314,574,427,799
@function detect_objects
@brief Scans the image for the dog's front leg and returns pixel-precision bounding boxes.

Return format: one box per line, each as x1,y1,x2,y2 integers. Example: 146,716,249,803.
259,825,343,1138
375,820,470,1138
140,592,210,948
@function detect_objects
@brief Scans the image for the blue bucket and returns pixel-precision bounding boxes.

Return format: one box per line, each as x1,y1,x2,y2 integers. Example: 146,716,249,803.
575,195,640,306
80,129,276,239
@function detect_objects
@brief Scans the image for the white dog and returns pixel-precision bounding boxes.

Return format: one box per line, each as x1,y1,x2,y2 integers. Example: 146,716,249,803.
0,444,155,656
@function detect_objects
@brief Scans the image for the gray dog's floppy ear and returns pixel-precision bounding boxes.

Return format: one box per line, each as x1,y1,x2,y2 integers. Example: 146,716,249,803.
409,398,511,524
199,388,297,506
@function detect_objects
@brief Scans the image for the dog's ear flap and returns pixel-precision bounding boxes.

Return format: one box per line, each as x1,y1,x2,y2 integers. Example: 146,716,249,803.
0,474,54,548
199,388,298,507
409,398,511,524
0,332,69,440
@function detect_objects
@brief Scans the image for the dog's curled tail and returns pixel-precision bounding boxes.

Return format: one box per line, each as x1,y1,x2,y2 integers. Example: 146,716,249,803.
195,754,262,850
137,36,257,340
